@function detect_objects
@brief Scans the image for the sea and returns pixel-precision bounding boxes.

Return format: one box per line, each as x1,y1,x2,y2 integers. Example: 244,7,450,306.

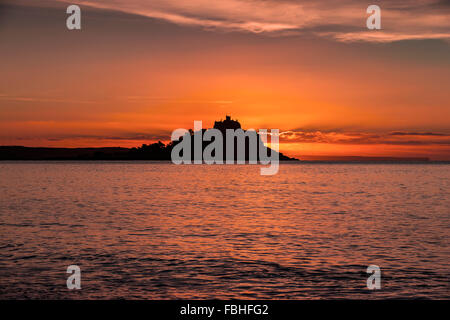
0,162,448,299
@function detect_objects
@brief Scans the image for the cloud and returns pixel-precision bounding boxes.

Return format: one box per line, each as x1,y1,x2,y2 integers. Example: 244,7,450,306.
21,132,172,142
279,130,450,145
389,131,450,136
322,31,450,43
125,96,233,104
0,94,97,104
29,130,450,147
55,0,450,42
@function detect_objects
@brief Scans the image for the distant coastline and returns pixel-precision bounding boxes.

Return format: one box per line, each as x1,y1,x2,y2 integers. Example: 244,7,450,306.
0,146,445,163
0,145,300,161
297,155,432,163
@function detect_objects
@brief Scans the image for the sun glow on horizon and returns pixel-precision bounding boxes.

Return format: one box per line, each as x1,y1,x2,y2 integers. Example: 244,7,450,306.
0,0,449,160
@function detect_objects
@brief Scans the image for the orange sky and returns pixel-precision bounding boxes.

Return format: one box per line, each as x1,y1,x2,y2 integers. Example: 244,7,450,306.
1,0,450,159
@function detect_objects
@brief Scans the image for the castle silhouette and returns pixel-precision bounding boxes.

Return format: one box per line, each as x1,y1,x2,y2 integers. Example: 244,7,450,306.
214,115,242,131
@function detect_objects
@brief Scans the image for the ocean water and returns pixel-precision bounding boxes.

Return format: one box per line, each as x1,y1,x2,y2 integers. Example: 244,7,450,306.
0,162,448,299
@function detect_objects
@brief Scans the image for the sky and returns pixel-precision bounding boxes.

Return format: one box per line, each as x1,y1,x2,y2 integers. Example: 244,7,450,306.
0,0,449,159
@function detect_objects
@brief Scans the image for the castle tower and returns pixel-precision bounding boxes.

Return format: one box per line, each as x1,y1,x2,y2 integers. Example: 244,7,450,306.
214,115,241,132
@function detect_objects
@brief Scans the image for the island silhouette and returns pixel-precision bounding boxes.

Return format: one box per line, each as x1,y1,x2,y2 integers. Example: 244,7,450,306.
171,115,297,162
0,116,298,161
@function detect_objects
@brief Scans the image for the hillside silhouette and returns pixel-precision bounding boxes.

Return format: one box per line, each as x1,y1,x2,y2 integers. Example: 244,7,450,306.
171,116,297,162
